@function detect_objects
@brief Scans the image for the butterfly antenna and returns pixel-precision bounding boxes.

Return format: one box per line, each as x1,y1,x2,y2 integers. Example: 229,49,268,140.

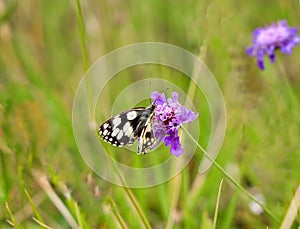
148,81,153,104
163,87,169,95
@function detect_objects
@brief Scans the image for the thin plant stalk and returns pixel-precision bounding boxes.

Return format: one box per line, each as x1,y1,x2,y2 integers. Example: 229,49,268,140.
182,126,280,223
75,0,95,123
104,149,152,229
276,60,299,109
75,0,90,71
165,174,182,229
24,189,45,225
280,183,300,229
213,179,223,229
32,218,53,229
5,202,20,229
107,197,129,229
32,170,80,229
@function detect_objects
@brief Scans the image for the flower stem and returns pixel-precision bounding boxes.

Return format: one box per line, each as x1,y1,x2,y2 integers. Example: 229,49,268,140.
75,0,95,123
75,0,90,72
276,60,300,109
181,126,280,223
213,179,223,229
104,149,152,229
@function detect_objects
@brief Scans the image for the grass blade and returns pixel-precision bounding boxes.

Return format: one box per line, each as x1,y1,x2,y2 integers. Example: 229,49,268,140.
104,149,152,229
5,202,20,229
213,179,223,229
182,126,280,223
106,197,129,229
166,174,182,229
122,186,152,229
24,189,46,225
75,0,90,71
32,217,53,229
280,183,300,229
32,170,80,229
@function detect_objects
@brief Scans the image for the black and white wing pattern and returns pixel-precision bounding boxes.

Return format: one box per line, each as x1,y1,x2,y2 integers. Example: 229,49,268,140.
137,118,156,154
98,103,156,154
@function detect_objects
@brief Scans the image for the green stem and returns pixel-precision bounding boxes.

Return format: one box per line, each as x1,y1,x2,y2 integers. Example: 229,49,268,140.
75,0,95,121
104,149,152,229
5,202,20,229
182,127,280,223
276,60,299,109
107,197,128,229
24,189,45,225
213,179,223,229
122,186,152,229
75,0,90,72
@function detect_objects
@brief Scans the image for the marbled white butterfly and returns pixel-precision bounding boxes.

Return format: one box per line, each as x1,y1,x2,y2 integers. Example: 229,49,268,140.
98,103,156,154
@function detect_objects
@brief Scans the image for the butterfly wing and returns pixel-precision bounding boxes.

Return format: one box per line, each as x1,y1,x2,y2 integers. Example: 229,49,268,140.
137,119,156,154
98,108,147,147
98,104,157,154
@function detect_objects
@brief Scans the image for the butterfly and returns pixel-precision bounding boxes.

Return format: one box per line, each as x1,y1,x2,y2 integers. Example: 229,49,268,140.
98,103,156,154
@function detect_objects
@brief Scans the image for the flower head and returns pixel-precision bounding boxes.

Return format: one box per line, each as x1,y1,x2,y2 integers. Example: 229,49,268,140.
151,91,198,157
246,20,300,70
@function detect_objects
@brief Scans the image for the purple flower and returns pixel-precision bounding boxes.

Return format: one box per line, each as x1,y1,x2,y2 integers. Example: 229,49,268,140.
151,91,198,157
246,20,300,70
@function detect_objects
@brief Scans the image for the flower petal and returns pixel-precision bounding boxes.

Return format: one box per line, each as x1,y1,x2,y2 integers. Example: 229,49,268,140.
152,91,198,156
169,136,184,157
151,91,166,105
246,20,300,70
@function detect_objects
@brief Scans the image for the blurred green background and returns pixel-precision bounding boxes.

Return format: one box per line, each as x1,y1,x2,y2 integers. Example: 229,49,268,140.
1,0,300,228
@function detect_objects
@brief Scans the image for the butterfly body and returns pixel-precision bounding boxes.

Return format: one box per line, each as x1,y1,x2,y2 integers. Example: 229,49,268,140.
98,103,156,154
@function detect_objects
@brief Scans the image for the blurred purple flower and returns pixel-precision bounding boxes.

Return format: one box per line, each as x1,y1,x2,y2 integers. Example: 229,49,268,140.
151,91,198,157
246,20,300,70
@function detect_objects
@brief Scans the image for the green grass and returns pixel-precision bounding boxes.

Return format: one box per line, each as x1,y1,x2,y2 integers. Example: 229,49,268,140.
1,0,300,228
